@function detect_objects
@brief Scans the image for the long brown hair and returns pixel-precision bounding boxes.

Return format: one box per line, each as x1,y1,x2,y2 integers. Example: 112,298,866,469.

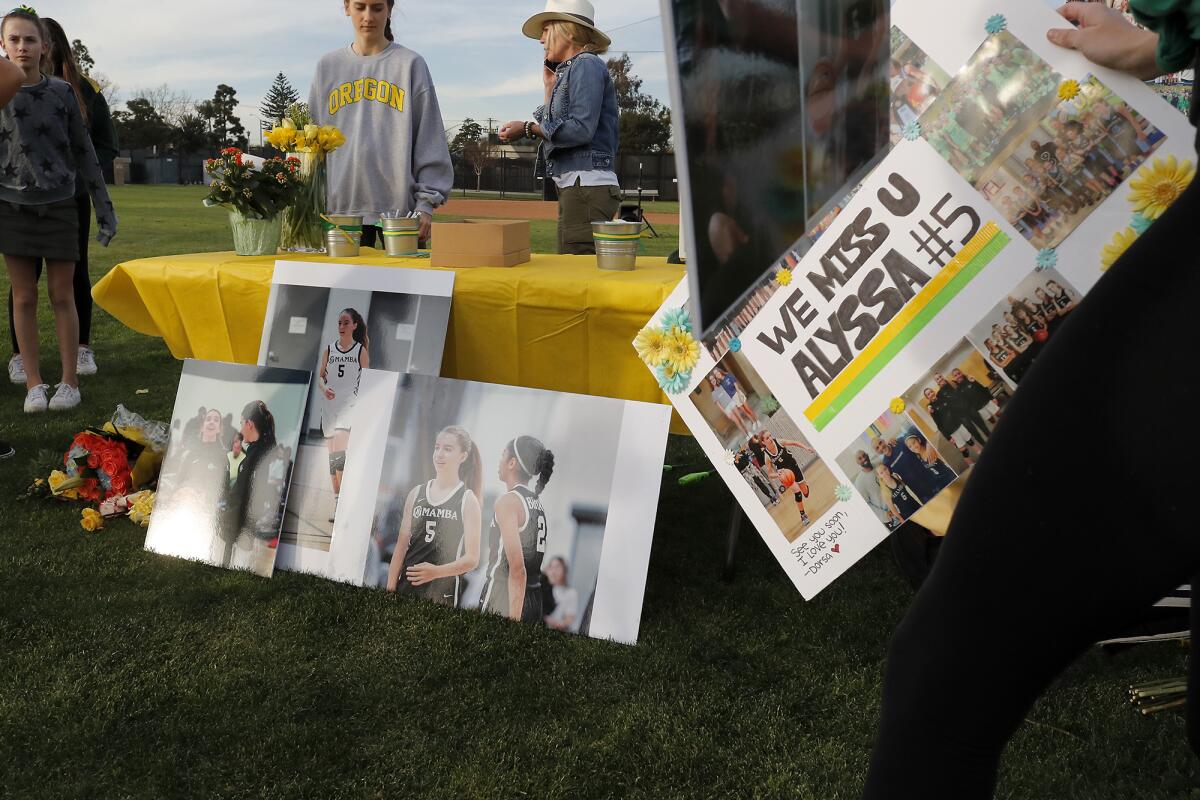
40,17,89,125
439,425,482,499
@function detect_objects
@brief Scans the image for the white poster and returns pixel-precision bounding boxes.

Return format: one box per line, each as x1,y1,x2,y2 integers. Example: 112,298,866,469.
642,0,1197,596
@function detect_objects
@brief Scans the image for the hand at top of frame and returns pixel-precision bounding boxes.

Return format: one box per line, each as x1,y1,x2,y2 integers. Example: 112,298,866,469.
1047,2,1161,80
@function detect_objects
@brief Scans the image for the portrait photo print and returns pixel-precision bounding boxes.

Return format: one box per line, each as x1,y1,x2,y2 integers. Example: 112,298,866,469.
689,349,836,541
342,374,670,645
144,360,311,578
257,261,454,579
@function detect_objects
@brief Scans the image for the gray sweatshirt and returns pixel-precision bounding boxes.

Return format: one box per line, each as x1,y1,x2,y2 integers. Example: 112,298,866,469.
0,75,116,244
309,43,453,226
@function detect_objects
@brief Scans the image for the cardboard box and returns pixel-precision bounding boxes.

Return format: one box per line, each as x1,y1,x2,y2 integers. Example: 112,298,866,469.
431,219,532,268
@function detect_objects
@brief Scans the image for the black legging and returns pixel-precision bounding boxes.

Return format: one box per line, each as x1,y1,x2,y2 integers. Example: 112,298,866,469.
8,192,93,352
862,175,1200,798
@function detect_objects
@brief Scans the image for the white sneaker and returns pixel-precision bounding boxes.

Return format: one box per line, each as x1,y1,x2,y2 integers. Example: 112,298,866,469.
8,354,25,384
77,346,97,376
48,382,81,411
23,383,49,413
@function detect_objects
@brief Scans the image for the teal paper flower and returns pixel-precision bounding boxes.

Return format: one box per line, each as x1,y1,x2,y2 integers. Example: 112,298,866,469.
835,484,854,502
902,120,922,141
985,14,1007,35
655,363,690,395
729,338,742,353
1035,248,1057,271
1130,212,1154,235
660,306,693,334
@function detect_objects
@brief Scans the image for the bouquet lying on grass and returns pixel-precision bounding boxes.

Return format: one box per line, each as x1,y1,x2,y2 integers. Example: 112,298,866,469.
26,405,168,532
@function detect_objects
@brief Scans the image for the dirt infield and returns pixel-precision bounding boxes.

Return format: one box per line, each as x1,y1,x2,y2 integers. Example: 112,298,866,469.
437,198,679,226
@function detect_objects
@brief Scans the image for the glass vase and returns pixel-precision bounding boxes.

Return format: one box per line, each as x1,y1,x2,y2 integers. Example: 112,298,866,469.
280,152,328,252
229,211,282,256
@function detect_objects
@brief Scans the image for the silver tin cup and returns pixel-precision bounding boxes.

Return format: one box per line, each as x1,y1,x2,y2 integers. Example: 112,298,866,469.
591,220,645,271
381,216,421,257
325,228,361,258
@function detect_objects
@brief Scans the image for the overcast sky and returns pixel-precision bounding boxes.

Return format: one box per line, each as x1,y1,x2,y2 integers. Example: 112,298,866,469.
29,1,668,139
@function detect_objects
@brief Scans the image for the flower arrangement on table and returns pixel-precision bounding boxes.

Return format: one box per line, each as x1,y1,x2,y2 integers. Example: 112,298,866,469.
264,103,347,252
202,147,305,256
26,406,168,532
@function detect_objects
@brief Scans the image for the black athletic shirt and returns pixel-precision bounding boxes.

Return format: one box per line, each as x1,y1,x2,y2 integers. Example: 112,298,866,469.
398,481,468,605
481,485,547,620
762,440,803,478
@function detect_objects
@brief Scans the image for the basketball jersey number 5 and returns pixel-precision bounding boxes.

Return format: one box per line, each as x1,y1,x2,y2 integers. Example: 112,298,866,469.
536,517,547,553
338,364,346,378
424,520,436,543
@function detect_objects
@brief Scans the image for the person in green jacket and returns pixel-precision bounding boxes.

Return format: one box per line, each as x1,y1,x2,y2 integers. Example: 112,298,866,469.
6,16,119,386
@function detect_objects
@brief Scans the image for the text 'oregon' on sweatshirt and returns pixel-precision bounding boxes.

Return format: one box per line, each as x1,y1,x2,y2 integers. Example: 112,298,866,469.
308,42,454,225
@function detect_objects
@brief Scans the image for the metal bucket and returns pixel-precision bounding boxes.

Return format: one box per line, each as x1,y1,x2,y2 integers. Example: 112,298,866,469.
592,221,645,271
381,216,421,257
325,228,361,258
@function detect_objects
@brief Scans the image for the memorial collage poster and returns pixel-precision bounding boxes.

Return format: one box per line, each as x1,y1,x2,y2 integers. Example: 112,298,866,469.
648,0,1197,598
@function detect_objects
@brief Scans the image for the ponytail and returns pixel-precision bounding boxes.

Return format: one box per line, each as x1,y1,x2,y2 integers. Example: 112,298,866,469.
441,425,482,500
509,435,555,496
242,400,278,451
342,307,369,349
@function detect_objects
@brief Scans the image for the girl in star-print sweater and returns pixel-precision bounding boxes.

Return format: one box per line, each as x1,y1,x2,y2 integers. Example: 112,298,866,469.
0,7,115,413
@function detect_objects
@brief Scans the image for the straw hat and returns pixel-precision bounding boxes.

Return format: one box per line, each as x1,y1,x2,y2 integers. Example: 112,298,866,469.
522,0,612,50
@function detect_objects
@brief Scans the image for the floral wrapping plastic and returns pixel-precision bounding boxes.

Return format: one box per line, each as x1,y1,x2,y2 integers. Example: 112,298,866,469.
229,211,283,256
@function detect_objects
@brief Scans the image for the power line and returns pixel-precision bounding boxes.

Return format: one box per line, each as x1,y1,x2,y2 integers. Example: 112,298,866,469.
608,15,660,33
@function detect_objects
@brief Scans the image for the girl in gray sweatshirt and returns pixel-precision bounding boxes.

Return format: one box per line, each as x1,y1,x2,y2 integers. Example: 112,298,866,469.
309,0,453,247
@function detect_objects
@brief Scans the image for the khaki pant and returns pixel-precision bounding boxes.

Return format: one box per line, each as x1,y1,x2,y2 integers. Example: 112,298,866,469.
557,180,622,255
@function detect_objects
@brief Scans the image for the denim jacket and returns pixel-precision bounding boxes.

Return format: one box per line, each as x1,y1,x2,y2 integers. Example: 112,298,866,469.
533,52,620,178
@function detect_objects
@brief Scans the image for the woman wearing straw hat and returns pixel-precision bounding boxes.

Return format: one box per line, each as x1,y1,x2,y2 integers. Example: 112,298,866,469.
499,0,621,255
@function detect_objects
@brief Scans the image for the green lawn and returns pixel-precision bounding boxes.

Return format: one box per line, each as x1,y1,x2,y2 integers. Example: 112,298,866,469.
449,188,681,216
0,185,1194,798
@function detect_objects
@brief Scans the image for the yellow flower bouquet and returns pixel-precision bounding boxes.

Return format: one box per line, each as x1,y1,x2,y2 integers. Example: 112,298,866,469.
265,104,347,251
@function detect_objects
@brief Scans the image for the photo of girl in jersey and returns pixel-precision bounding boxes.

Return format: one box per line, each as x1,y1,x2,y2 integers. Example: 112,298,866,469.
144,361,310,579
836,408,961,530
966,269,1082,388
320,308,369,524
692,349,837,541
359,374,667,644
386,425,483,608
256,266,453,562
898,339,1012,481
479,435,554,623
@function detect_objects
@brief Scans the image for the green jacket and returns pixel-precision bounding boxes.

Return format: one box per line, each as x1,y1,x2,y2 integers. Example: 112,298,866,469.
1131,0,1200,72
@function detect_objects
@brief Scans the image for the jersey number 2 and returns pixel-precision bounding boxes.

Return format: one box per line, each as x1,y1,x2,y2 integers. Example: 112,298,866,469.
424,520,436,543
536,517,547,553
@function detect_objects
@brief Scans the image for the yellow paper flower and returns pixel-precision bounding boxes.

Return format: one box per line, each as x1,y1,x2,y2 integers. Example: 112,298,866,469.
128,491,156,527
776,267,793,286
664,327,701,374
634,326,670,366
1100,228,1138,272
889,397,906,414
80,508,104,533
1128,156,1195,219
1057,79,1080,102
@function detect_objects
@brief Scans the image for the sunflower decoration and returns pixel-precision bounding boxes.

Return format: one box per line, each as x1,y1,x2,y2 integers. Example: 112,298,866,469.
889,397,906,414
664,326,701,375
634,325,670,367
1057,79,1081,102
776,267,794,287
1127,155,1195,220
1100,228,1138,272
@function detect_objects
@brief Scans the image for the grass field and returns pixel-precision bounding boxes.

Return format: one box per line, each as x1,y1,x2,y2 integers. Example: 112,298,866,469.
0,185,1195,798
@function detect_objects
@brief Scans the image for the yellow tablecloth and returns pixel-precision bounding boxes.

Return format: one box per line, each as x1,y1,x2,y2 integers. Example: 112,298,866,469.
93,248,688,430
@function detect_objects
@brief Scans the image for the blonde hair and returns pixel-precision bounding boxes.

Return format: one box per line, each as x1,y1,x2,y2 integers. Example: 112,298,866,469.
545,20,607,56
